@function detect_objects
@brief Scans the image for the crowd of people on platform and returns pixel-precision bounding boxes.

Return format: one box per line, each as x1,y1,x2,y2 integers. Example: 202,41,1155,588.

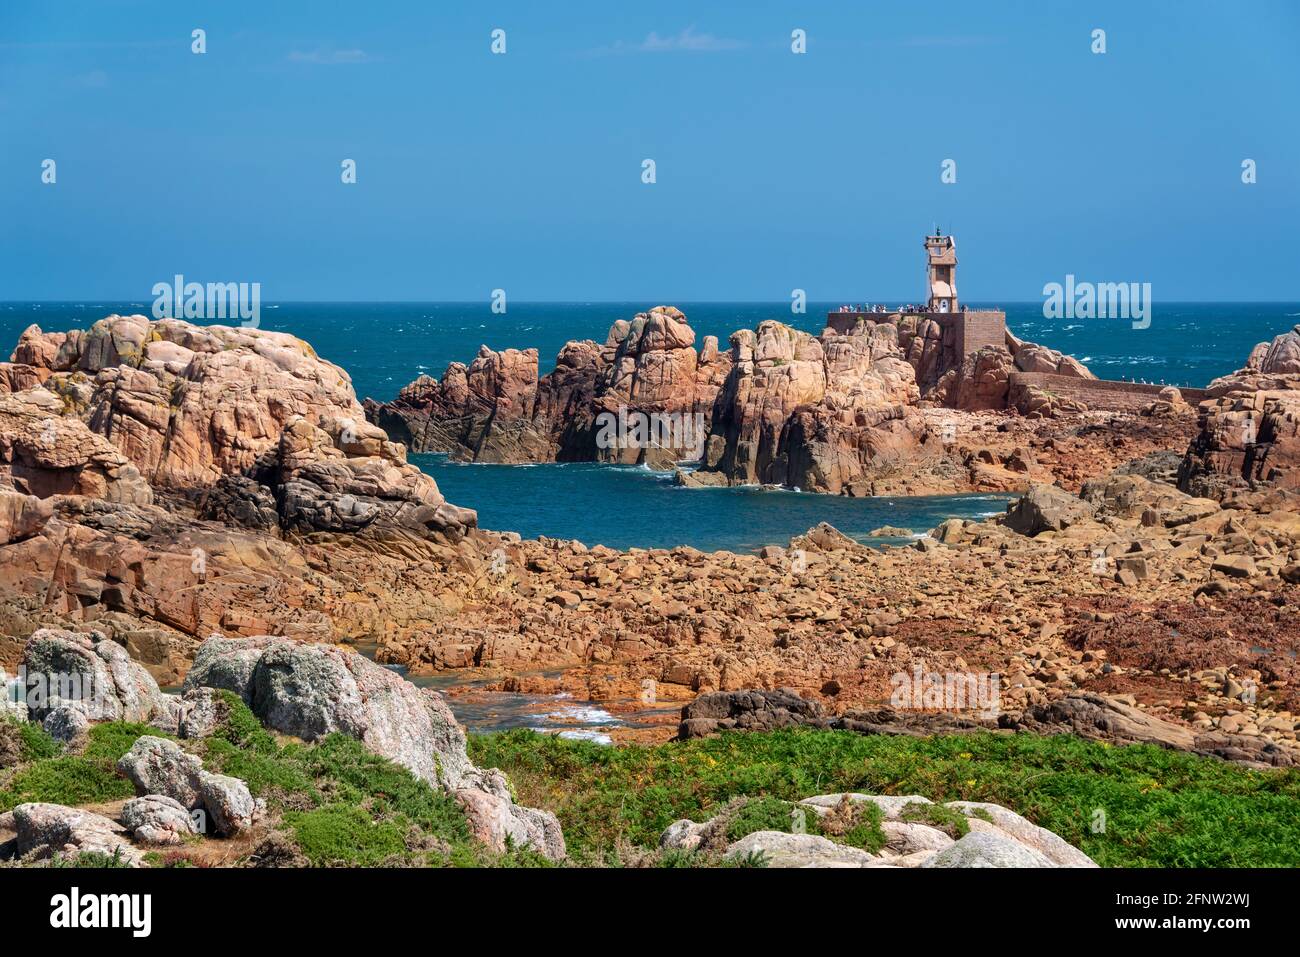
834,302,971,314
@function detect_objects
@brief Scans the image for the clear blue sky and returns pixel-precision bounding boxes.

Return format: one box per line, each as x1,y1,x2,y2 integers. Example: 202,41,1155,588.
2,1,1297,301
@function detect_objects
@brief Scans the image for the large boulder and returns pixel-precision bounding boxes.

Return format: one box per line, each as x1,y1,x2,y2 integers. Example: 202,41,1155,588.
1013,693,1298,768
3,316,362,490
270,416,476,541
1003,484,1096,536
11,803,142,864
19,628,175,724
679,687,828,739
186,636,476,790
197,771,257,836
920,830,1055,868
182,635,564,859
116,736,206,809
454,769,566,860
120,795,197,846
946,802,1098,867
724,830,879,867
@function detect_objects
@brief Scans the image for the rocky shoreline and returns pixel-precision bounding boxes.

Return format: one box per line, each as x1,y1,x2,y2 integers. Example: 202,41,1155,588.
2,309,1300,865
364,305,1140,497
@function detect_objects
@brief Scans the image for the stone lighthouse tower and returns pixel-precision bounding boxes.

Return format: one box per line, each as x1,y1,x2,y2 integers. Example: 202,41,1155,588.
925,230,958,313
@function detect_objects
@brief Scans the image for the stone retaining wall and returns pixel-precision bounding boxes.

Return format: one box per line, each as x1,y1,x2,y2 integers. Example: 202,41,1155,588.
1009,372,1209,412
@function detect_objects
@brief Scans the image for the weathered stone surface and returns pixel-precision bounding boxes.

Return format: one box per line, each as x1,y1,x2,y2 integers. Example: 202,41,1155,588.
120,794,197,846
659,818,707,851
12,803,142,864
1013,693,1296,768
1081,473,1219,526
269,416,476,541
0,390,152,504
369,307,729,469
724,830,879,867
800,793,933,819
0,488,53,546
116,736,206,809
197,771,256,836
679,687,827,739
172,686,226,739
455,769,566,861
1004,483,1097,536
920,830,1055,868
935,346,1015,411
945,801,1098,867
1180,390,1300,498
42,704,90,744
182,635,564,858
3,316,362,490
187,636,476,789
880,819,955,855
20,628,174,723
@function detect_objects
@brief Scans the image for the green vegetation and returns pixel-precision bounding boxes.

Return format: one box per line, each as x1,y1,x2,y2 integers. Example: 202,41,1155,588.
6,694,1295,869
0,722,171,812
196,691,542,867
283,804,408,866
899,801,969,838
469,726,1300,867
724,795,810,842
2,714,60,763
48,849,135,869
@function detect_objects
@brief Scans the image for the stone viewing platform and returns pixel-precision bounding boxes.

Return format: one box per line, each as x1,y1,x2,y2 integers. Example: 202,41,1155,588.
827,308,1008,387
828,231,1008,385
827,230,1202,414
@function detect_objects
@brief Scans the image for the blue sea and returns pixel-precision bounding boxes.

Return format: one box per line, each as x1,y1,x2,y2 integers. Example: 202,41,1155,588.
4,301,1297,552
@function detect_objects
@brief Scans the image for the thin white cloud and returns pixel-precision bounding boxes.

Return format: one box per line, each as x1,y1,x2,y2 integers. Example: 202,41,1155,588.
589,26,746,56
287,47,372,65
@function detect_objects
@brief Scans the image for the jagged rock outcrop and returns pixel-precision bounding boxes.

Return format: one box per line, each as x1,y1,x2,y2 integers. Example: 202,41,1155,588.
931,333,1093,414
1005,331,1095,380
1,316,365,489
261,416,477,540
0,315,475,542
1179,326,1300,497
373,307,1095,493
1205,324,1300,397
686,320,933,493
368,306,731,468
933,346,1015,411
0,390,152,504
